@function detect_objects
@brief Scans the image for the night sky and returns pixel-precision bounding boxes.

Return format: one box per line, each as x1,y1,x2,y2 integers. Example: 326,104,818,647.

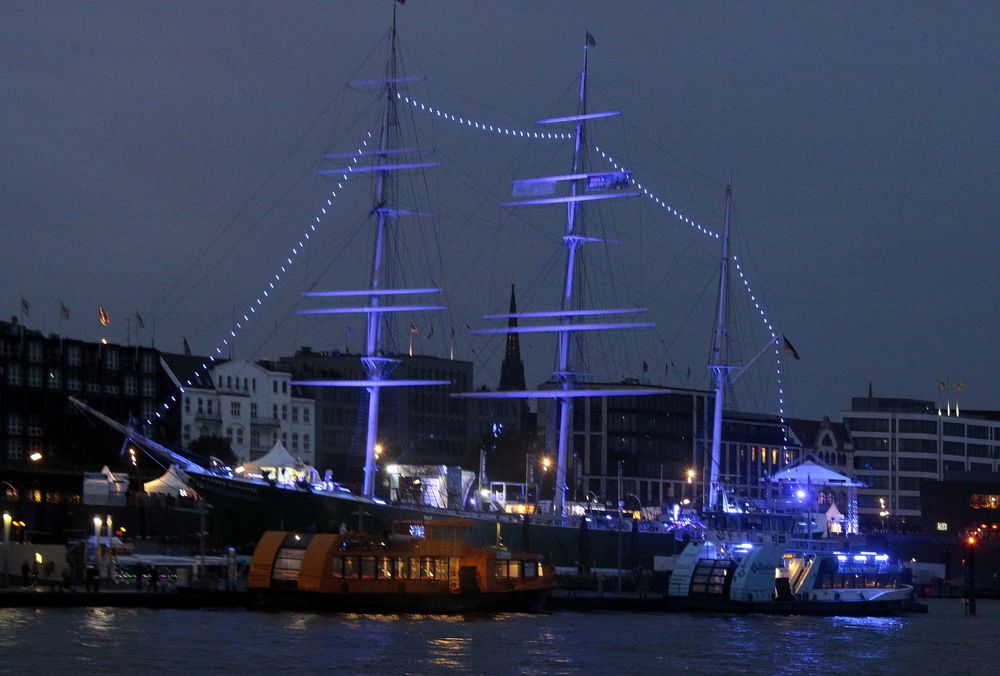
3,2,997,420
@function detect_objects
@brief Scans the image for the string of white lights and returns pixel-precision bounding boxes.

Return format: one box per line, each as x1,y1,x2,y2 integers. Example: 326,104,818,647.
144,131,374,427
595,145,788,428
397,92,572,140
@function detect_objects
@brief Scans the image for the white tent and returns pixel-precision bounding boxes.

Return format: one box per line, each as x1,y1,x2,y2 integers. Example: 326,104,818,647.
239,441,316,484
144,464,193,497
769,460,864,488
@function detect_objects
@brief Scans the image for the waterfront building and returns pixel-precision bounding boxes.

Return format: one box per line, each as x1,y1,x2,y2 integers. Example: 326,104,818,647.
276,348,509,485
161,355,315,467
843,396,1000,529
0,316,160,471
537,384,712,509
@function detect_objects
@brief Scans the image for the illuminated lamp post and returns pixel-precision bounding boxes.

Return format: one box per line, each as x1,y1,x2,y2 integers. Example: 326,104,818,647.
964,534,977,615
2,512,11,588
93,516,102,565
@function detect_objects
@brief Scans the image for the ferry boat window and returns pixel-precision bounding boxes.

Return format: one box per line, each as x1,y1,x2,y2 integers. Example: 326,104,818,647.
331,557,344,579
377,557,392,579
360,557,376,579
410,557,420,579
434,557,449,581
449,557,459,582
272,548,305,582
393,558,408,579
421,557,434,579
508,560,522,579
524,561,537,578
495,561,508,579
344,557,359,579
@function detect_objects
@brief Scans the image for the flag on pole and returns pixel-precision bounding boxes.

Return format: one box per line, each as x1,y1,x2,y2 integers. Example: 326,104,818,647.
585,31,596,47
135,311,145,329
782,336,800,360
939,379,947,391
956,380,965,392
59,302,70,320
409,322,419,336
183,337,191,355
20,297,30,317
427,324,434,339
98,306,111,326
642,360,648,373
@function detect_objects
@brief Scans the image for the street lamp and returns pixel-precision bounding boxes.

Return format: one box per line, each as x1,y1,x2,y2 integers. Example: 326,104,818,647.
2,512,11,588
29,452,42,462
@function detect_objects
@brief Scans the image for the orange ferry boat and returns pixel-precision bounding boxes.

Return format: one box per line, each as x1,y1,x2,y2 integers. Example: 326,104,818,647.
248,518,555,613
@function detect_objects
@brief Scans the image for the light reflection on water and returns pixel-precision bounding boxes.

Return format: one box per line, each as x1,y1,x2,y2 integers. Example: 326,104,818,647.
3,600,998,674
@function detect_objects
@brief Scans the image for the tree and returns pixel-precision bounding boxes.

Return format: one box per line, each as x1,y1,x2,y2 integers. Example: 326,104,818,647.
188,436,236,467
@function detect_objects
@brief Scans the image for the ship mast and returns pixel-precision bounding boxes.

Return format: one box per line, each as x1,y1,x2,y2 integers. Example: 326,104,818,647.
294,6,448,498
551,35,593,517
359,22,397,498
460,32,658,520
707,184,732,512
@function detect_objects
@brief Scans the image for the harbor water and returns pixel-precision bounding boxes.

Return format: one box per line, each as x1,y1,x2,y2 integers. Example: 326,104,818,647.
1,599,996,674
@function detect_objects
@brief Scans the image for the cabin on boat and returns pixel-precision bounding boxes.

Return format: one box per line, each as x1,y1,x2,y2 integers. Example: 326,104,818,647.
248,517,554,596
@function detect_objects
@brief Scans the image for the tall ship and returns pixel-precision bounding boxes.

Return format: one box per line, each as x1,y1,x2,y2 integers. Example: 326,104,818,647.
72,10,825,572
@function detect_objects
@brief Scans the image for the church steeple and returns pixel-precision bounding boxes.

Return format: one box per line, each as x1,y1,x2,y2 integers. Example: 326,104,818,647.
499,284,526,391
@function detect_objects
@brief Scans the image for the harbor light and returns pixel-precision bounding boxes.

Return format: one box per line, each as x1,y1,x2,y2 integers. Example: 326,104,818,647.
29,452,42,462
375,443,384,460
686,468,695,483
34,553,43,565
541,456,552,472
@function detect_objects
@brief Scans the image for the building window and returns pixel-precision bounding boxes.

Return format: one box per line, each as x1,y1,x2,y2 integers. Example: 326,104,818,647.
47,369,62,388
282,381,288,394
273,381,278,393
281,432,287,446
292,407,299,423
251,430,260,448
250,403,257,419
104,349,119,370
185,398,191,414
27,367,43,388
231,401,241,417
5,364,22,386
6,439,23,460
252,378,256,392
303,407,310,424
292,433,299,451
282,405,287,421
67,345,81,366
27,342,42,363
207,400,214,415
236,427,244,446
142,353,156,373
304,434,310,451
226,427,234,444
273,404,278,420
142,378,155,397
183,425,191,441
197,398,204,415
123,375,137,396
6,414,22,435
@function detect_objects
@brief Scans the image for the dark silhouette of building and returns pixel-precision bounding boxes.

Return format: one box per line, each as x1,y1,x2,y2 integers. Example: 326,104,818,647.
499,284,526,392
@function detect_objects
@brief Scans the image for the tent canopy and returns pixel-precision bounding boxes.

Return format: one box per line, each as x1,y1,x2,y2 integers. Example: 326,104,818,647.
144,464,192,497
768,460,864,488
242,440,303,474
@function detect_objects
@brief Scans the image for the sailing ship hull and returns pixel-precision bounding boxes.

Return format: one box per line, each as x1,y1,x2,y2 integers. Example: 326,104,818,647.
185,473,681,569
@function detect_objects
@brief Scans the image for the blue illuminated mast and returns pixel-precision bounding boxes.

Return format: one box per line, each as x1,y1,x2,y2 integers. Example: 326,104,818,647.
707,185,733,512
461,32,659,517
292,9,448,498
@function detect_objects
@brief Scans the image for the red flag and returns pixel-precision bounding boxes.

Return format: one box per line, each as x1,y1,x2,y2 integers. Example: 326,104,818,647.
782,336,800,360
98,306,111,326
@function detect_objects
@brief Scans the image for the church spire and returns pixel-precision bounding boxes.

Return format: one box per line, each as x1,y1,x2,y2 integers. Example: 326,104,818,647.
499,284,526,391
